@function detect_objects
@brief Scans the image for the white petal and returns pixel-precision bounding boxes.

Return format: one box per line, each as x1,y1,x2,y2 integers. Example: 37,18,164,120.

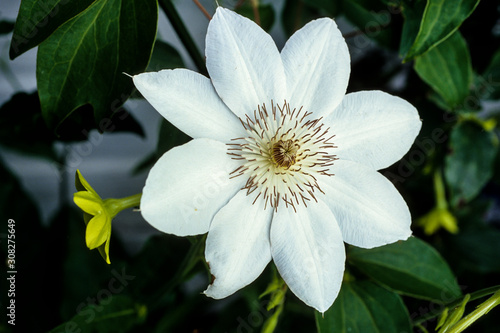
321,160,412,248
271,200,345,312
133,69,243,142
140,138,245,236
204,191,273,298
281,18,350,119
206,7,286,118
325,90,422,170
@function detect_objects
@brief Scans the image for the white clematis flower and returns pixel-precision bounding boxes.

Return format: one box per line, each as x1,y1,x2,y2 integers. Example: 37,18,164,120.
133,7,421,312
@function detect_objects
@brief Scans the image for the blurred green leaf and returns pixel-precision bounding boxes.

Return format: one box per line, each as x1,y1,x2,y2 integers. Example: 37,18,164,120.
282,0,320,37
315,280,411,333
414,31,472,110
0,158,64,331
402,0,480,61
342,0,393,48
303,0,339,16
55,104,145,141
444,121,498,206
236,2,275,32
36,0,157,135
146,40,184,72
0,92,56,160
59,205,130,319
131,152,157,175
128,235,191,301
494,149,500,185
132,118,190,174
9,0,94,59
349,237,462,301
0,91,144,149
447,227,500,274
0,20,15,34
157,118,191,156
478,47,500,100
48,295,146,333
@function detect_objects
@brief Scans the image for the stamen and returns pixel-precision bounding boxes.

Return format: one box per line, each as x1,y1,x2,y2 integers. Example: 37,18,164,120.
228,101,337,211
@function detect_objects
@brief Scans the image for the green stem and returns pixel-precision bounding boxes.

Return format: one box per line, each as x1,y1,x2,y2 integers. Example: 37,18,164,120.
105,193,142,216
434,168,448,210
416,324,429,333
117,193,142,210
158,0,208,76
446,289,500,333
413,285,500,325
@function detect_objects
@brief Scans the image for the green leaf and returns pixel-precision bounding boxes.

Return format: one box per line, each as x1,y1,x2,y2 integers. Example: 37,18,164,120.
236,2,275,32
399,0,426,59
9,0,95,59
403,0,480,60
315,280,411,333
444,121,498,206
48,295,146,333
349,237,462,301
36,0,157,135
414,31,472,110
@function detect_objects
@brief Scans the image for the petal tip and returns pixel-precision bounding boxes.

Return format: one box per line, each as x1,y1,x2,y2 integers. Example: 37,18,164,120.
202,285,218,299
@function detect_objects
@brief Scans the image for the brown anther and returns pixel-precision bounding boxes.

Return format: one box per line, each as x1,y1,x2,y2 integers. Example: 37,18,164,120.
271,139,300,169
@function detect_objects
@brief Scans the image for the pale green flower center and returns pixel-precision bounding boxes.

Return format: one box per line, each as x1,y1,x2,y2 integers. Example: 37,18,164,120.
227,101,337,211
271,139,300,169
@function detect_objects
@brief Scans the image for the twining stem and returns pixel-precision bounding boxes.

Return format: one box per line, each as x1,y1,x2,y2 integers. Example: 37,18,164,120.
158,0,208,76
413,285,500,326
192,0,212,20
446,288,500,333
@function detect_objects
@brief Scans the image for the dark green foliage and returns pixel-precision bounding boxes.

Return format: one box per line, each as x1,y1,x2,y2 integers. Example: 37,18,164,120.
316,281,411,333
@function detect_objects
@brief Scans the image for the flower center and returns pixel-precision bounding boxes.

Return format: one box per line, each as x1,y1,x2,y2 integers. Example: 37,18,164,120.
271,139,299,169
227,101,337,211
